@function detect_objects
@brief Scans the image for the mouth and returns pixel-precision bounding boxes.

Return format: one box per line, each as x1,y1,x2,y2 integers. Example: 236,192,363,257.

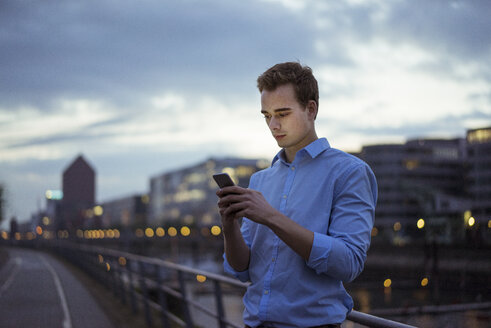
274,134,286,140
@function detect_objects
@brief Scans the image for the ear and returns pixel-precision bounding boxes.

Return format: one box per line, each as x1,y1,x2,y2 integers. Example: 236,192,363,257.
307,100,318,120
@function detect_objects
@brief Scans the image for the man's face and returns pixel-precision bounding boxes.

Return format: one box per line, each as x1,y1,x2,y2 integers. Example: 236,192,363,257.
260,84,317,156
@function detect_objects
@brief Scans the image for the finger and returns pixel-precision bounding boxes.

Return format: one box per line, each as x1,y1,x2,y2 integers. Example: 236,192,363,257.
218,186,246,196
218,195,245,208
223,203,245,217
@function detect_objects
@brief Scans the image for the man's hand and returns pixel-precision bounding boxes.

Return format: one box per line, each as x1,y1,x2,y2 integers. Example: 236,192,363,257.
217,186,279,226
217,185,314,261
216,186,251,272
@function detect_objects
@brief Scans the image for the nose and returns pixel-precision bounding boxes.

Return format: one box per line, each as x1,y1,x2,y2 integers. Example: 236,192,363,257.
268,117,280,131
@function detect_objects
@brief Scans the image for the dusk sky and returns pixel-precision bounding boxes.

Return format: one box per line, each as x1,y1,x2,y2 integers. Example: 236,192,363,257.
1,0,490,228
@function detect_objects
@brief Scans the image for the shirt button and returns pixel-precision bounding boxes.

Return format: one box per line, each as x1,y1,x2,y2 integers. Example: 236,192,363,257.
264,290,269,295
272,257,275,262
283,195,287,199
291,166,295,170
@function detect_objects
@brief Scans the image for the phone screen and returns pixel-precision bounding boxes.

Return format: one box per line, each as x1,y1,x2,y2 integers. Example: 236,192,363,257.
213,173,235,188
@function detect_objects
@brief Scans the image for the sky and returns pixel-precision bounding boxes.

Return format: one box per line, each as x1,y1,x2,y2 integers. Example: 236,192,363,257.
1,0,490,228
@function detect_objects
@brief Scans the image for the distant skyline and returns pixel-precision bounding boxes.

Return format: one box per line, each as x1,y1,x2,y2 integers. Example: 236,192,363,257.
1,0,490,228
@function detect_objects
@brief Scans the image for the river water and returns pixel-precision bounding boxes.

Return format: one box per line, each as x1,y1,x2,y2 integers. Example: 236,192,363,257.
158,251,490,328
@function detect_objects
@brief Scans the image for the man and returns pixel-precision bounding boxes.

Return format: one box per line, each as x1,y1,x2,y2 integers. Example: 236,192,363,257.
217,62,377,328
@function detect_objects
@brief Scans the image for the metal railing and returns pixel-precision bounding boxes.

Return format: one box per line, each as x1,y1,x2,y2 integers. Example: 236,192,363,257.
49,241,417,328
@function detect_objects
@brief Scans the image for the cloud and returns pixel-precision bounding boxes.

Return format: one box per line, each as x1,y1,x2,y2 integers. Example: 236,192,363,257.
1,0,491,226
0,0,316,110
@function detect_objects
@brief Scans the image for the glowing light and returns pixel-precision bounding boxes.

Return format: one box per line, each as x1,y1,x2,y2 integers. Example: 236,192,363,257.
156,227,165,237
15,232,21,240
45,190,63,200
106,262,111,271
1,231,8,240
114,229,120,238
371,227,378,237
168,227,177,237
36,226,43,235
488,220,491,229
106,230,115,238
93,206,103,216
145,228,155,238
393,222,401,231
467,127,491,144
135,228,144,238
421,277,429,287
404,160,419,170
42,216,50,225
118,257,127,266
76,229,84,238
417,218,425,229
180,226,191,237
211,225,221,236
196,275,207,283
383,278,392,288
468,217,475,227
98,254,104,264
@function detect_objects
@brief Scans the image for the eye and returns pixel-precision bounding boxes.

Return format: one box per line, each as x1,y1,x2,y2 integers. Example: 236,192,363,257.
278,112,289,118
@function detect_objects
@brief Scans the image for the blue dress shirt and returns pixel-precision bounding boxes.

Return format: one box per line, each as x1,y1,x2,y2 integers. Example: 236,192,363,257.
224,138,377,327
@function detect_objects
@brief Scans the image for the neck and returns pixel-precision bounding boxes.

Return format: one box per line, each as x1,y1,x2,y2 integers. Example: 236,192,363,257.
284,132,318,163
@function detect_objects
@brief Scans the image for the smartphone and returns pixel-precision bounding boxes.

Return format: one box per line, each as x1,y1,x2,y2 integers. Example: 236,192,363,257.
213,173,235,188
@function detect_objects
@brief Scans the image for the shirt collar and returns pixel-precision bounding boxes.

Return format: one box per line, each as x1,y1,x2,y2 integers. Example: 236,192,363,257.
272,138,331,166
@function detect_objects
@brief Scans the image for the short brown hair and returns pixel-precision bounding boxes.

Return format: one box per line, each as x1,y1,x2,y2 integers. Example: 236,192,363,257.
257,62,319,109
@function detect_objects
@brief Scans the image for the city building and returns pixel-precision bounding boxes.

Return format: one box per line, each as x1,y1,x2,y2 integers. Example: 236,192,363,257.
99,194,149,229
44,189,63,231
359,138,468,243
149,157,269,227
61,155,96,230
466,126,491,226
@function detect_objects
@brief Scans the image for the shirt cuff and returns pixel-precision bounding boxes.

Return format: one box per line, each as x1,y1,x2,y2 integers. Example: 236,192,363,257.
223,254,250,282
306,231,332,275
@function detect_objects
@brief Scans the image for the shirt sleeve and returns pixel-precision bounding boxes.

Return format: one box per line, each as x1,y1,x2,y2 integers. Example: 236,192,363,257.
223,217,252,282
306,162,377,282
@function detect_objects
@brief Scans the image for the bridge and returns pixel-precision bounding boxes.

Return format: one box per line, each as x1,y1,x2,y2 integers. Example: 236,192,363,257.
0,239,428,328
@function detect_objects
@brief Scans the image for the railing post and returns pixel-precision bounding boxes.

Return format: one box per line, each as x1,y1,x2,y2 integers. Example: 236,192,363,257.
154,264,171,328
114,259,127,305
177,270,194,328
138,261,153,327
110,257,119,298
213,280,226,328
127,258,138,314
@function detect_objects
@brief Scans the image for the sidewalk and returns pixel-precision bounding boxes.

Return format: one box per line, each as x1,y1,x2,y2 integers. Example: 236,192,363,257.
0,247,114,328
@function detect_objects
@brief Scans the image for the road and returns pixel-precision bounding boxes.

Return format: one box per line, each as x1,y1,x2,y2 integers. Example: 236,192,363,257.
0,247,114,328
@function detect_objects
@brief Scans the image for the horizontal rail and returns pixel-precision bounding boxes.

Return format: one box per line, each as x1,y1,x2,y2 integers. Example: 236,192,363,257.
46,240,416,328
